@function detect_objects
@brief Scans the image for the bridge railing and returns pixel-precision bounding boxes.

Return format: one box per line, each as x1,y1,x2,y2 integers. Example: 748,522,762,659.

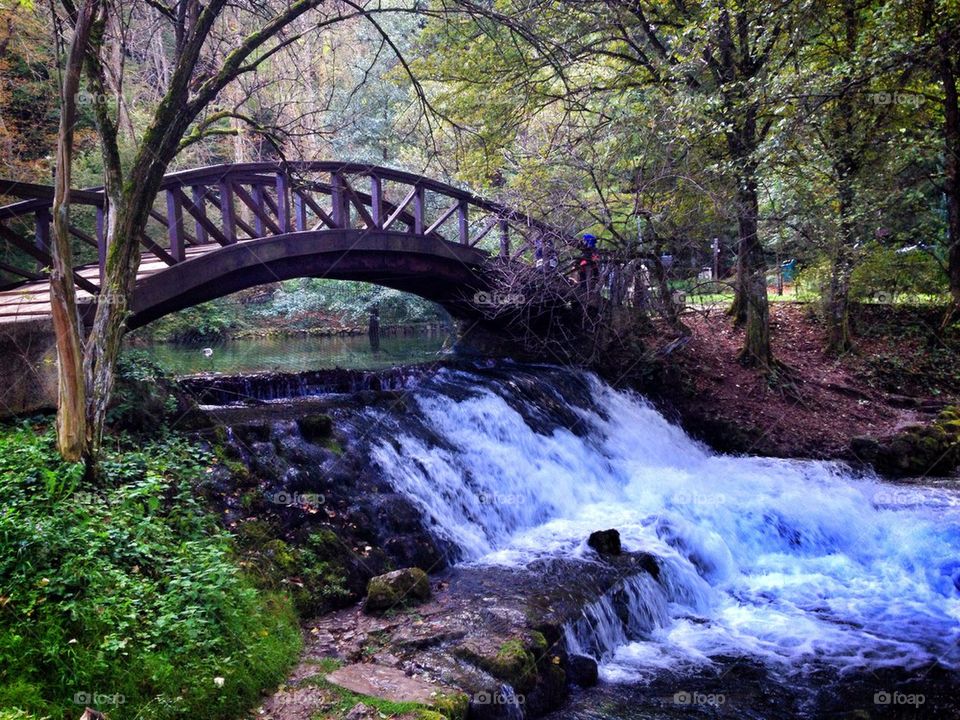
0,162,573,294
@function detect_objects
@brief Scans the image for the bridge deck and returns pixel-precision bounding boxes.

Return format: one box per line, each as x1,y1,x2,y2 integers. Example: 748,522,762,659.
0,245,210,324
0,162,573,328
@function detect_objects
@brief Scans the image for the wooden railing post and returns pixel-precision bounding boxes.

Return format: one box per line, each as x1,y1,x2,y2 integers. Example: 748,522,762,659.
293,191,307,231
331,172,349,228
219,179,236,244
275,172,290,233
370,174,383,229
165,188,185,261
413,185,425,235
191,186,209,244
458,200,469,244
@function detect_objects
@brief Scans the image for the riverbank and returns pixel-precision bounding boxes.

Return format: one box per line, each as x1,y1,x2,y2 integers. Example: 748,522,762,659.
645,302,960,473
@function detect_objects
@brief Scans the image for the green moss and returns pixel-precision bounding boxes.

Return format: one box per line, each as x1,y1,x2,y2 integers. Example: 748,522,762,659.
429,691,469,719
235,519,278,547
305,672,465,719
365,568,431,612
457,638,538,693
938,406,960,422
298,413,333,442
413,712,448,720
528,630,549,657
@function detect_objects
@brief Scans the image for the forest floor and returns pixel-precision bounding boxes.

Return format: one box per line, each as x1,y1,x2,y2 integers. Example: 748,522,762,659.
658,302,960,463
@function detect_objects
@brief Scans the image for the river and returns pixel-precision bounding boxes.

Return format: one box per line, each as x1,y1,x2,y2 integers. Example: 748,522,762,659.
139,328,453,376
171,348,960,717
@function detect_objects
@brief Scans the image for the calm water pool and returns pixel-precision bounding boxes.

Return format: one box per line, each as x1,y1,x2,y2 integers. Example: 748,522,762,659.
137,329,454,376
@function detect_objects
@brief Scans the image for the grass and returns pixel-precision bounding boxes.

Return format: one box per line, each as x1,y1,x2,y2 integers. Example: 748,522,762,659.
683,291,951,309
0,420,302,720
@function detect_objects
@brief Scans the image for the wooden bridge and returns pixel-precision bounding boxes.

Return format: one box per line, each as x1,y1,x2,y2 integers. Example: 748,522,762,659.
0,161,575,328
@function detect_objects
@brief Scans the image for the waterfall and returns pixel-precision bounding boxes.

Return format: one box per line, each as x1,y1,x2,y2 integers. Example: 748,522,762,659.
362,362,960,682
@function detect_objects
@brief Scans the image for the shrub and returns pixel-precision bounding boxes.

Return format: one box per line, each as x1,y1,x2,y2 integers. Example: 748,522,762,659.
144,300,240,344
0,422,300,720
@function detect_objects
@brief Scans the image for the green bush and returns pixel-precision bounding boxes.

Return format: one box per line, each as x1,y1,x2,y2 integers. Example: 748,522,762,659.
106,352,181,433
144,300,241,344
850,244,948,302
0,422,300,720
256,278,446,325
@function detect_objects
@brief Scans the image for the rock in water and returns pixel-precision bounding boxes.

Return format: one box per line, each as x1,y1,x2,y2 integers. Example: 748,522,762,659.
588,529,622,556
567,654,599,687
297,413,333,442
365,567,431,612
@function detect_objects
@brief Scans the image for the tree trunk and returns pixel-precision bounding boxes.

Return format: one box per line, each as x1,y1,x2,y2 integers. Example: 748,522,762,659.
825,251,853,353
826,168,856,354
940,30,960,328
728,241,748,324
735,176,772,366
51,0,100,462
84,194,149,462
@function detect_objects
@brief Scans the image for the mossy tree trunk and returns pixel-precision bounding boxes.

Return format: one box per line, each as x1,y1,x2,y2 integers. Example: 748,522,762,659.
734,171,773,367
50,0,99,462
823,1,863,355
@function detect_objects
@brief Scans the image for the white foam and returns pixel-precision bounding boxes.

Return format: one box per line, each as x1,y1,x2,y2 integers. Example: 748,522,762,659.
371,368,960,679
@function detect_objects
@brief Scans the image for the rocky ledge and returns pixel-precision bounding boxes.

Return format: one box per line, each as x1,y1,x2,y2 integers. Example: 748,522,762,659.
258,546,660,720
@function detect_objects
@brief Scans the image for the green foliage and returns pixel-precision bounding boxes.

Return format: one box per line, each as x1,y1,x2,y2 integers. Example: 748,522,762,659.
0,422,300,720
850,245,948,302
234,526,351,615
257,279,445,326
107,351,181,433
144,300,241,345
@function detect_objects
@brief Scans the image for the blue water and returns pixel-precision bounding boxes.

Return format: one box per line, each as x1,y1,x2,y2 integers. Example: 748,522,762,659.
367,365,960,681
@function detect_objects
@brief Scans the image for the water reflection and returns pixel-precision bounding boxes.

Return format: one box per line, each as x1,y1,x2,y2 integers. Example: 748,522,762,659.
137,328,454,376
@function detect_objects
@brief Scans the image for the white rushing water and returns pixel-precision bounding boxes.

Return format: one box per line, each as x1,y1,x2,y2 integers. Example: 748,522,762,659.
370,365,960,682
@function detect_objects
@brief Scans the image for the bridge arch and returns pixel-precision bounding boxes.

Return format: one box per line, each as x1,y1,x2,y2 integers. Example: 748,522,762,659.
0,161,575,327
128,229,488,328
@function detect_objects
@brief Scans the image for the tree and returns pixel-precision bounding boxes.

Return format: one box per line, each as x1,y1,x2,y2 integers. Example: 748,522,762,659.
51,0,98,460
917,0,960,326
48,0,424,466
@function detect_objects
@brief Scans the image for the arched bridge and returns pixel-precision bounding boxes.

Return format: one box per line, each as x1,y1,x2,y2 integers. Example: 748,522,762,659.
0,162,575,328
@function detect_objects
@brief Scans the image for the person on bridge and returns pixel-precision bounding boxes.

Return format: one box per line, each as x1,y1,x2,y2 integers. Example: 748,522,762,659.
578,233,600,287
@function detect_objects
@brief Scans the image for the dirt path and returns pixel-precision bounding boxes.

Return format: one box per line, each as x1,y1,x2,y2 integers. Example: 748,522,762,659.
658,303,956,461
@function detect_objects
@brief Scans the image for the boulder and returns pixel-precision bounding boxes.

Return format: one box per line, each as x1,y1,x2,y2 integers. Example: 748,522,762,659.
297,413,333,442
588,529,622,556
567,654,599,687
364,567,431,613
852,407,960,477
326,665,467,718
